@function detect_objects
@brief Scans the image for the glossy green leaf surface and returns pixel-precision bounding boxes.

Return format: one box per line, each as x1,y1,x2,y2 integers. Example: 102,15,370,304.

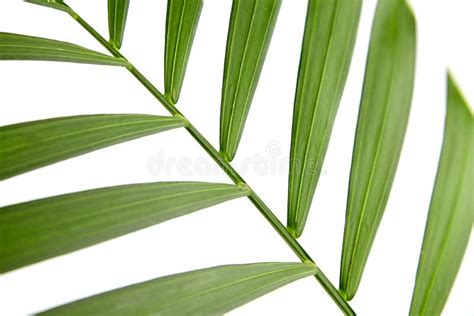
164,0,203,104
0,182,250,273
39,262,316,315
24,0,72,13
0,32,128,66
409,74,473,316
220,0,281,161
287,0,362,238
108,0,130,49
0,114,185,180
340,0,416,300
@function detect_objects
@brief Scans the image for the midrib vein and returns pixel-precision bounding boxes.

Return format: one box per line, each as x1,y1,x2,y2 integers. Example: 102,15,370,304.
6,190,247,261
233,1,278,152
288,2,318,216
344,8,400,289
293,1,340,227
223,0,258,153
155,265,309,312
4,125,181,174
6,186,243,241
113,0,119,43
418,135,470,315
169,0,187,97
306,2,358,216
0,118,180,155
0,42,111,58
179,1,200,92
219,0,241,142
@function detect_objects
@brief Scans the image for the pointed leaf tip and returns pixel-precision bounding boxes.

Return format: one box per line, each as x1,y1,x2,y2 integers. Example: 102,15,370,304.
219,0,282,162
108,0,130,49
409,74,473,316
37,262,316,315
340,0,417,299
164,0,203,104
287,0,362,237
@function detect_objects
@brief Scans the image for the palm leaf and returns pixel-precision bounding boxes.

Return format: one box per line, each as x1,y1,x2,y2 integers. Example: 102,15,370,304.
38,262,316,315
0,114,185,180
287,0,363,238
0,182,250,273
0,32,128,66
220,0,281,161
24,0,72,13
108,0,130,49
339,0,416,300
164,0,203,104
409,74,473,316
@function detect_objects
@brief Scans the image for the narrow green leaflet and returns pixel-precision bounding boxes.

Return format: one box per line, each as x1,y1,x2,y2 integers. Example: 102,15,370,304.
0,114,185,180
24,0,72,13
220,0,281,161
0,33,128,66
38,262,316,315
108,0,130,49
0,182,250,273
287,0,362,238
409,74,473,316
339,0,416,300
164,0,203,104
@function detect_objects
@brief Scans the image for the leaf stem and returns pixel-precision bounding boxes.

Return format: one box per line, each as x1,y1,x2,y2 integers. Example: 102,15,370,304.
66,7,355,315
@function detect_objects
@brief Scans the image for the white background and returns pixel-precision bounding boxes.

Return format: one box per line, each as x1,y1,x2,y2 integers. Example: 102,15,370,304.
0,0,473,315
